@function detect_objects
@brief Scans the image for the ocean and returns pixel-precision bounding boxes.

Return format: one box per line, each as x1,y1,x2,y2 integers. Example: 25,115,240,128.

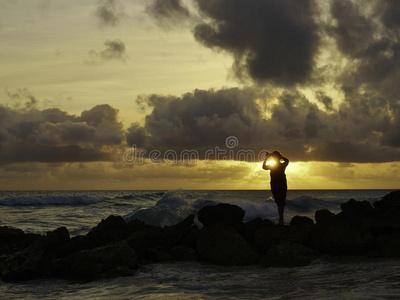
0,189,399,299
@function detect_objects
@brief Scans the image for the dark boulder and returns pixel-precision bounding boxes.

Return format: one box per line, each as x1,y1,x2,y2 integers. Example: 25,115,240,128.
1,236,48,281
180,225,199,249
311,219,374,255
125,214,195,261
69,243,138,282
260,242,319,268
254,222,314,252
338,199,375,219
170,244,198,261
197,203,245,228
373,190,400,212
0,226,27,255
1,227,73,281
57,234,91,257
45,227,71,258
146,246,173,262
254,225,286,251
290,216,314,227
126,219,148,233
243,217,274,245
375,230,400,258
163,214,195,245
197,223,259,266
315,209,336,224
289,216,314,246
46,226,70,243
125,225,166,260
86,215,129,248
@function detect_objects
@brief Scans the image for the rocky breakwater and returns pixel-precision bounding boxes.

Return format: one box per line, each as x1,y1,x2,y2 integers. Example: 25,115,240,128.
1,191,400,282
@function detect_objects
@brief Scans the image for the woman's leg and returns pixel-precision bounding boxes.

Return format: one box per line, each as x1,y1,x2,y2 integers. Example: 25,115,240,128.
272,188,286,225
277,204,284,225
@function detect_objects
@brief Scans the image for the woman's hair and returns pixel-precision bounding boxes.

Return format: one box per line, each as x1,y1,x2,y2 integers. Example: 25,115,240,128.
272,150,281,157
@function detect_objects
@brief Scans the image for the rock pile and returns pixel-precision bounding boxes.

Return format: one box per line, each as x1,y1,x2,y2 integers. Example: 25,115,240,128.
1,191,400,282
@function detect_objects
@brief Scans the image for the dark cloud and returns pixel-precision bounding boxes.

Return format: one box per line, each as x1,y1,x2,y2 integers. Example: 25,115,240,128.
327,0,400,151
330,0,400,99
330,0,375,58
95,0,124,27
126,88,263,153
145,0,320,85
86,39,127,65
146,0,190,27
315,90,333,111
126,87,400,163
0,103,124,164
380,0,400,30
146,0,318,86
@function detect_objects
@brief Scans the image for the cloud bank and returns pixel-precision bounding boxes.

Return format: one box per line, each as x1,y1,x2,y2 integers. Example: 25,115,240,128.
0,102,124,164
126,87,400,163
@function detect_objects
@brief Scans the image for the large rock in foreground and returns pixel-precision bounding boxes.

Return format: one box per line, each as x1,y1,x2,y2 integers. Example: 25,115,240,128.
197,223,259,266
373,190,400,212
198,203,245,228
69,244,138,281
4,191,400,282
311,218,374,255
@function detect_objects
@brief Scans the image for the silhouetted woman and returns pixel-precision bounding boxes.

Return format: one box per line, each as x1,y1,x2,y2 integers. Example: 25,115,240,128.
262,150,289,225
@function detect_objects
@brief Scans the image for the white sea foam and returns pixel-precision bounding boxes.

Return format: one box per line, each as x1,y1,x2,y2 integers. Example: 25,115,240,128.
124,190,218,227
236,201,277,222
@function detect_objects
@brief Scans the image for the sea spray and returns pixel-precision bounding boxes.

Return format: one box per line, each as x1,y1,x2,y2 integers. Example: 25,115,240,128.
123,190,219,227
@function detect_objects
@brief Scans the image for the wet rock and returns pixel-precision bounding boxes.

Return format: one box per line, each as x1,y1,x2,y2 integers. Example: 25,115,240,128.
373,191,400,226
47,226,70,243
57,234,91,257
338,199,375,219
126,219,147,232
290,216,314,227
373,190,400,212
1,236,48,281
197,203,245,228
243,217,266,245
45,227,72,259
125,225,166,260
254,224,313,251
260,242,319,268
197,223,259,266
163,214,195,245
86,215,129,248
311,219,374,255
375,230,400,258
315,209,336,224
170,245,198,261
254,225,286,251
1,226,74,281
180,225,199,249
0,226,27,255
146,246,173,262
69,243,138,282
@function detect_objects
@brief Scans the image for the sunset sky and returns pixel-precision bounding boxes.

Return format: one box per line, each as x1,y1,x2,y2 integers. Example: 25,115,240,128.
1,0,400,190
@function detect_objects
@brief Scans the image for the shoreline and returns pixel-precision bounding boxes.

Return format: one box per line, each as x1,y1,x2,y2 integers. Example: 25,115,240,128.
1,190,400,282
